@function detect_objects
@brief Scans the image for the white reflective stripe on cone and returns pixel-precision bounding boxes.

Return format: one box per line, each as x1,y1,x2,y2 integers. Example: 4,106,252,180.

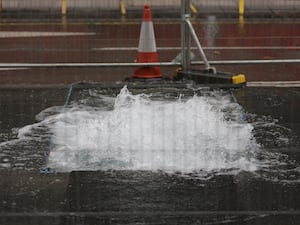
138,22,157,53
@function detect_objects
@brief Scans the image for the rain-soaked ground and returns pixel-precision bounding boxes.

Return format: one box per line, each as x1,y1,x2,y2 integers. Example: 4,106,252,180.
0,14,299,225
0,84,300,225
0,17,299,86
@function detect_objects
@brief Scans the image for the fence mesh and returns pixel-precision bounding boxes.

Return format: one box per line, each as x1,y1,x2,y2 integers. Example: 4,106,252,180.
0,0,300,19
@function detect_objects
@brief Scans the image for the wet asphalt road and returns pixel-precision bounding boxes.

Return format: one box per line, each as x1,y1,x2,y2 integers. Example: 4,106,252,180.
0,86,300,225
0,18,299,86
0,16,300,225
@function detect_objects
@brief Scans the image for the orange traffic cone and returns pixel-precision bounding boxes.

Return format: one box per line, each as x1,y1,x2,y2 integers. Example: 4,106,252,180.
133,4,162,79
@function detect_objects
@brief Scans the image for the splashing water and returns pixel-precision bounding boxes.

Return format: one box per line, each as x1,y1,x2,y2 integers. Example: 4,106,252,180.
44,86,258,173
1,86,299,182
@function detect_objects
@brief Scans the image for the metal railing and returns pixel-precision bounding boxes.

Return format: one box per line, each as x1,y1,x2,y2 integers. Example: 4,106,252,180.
0,59,299,69
0,0,299,17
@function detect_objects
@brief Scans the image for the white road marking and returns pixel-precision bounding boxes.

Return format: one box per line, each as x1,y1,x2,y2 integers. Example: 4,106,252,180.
94,46,300,51
0,68,28,71
0,31,95,38
247,81,300,87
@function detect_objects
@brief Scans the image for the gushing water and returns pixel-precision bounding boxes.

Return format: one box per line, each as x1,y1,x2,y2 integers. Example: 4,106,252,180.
45,86,258,173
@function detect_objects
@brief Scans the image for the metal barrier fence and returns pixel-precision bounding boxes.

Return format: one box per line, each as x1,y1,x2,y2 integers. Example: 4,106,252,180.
0,0,299,18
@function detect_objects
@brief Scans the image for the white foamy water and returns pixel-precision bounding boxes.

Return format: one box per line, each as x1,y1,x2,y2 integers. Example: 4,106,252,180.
44,86,259,173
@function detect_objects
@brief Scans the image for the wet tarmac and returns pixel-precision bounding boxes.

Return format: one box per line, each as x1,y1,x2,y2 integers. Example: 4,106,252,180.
0,15,300,225
0,18,299,86
0,85,300,225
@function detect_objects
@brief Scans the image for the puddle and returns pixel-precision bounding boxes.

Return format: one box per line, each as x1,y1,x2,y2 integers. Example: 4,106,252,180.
0,86,298,183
